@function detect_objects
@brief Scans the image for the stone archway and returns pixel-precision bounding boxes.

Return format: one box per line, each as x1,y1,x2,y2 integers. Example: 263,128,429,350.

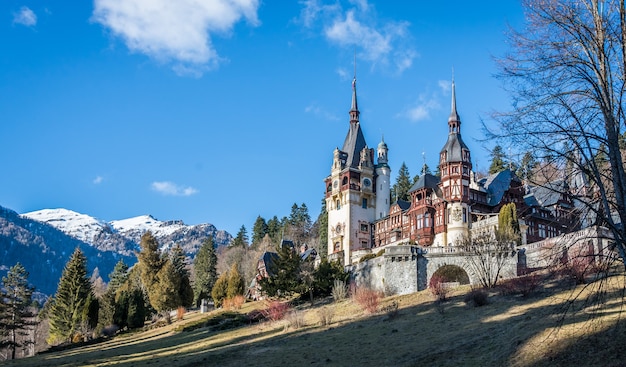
431,264,470,284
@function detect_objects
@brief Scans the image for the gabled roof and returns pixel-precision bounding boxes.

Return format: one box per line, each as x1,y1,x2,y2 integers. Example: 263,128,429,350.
392,200,411,211
525,180,568,208
409,173,440,193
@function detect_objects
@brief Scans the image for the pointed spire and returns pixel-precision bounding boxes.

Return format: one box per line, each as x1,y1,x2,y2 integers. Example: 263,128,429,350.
349,55,360,123
448,76,461,133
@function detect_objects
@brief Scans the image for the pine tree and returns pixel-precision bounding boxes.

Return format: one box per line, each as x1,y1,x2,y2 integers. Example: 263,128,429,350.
317,198,328,258
517,151,536,181
258,243,302,297
230,225,249,248
251,216,268,246
211,272,229,308
266,216,283,245
108,260,129,292
489,145,508,174
226,263,245,299
170,244,193,308
392,162,412,202
137,232,164,293
48,248,94,344
1,263,36,359
98,260,129,329
193,238,218,307
148,258,180,313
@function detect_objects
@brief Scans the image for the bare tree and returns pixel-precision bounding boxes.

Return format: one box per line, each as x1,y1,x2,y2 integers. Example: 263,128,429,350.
491,0,626,268
458,228,517,288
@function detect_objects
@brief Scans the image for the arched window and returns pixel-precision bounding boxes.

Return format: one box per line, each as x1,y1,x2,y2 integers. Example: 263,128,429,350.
342,177,348,185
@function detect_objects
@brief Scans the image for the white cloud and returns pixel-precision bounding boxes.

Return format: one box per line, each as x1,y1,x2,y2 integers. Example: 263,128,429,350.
402,95,441,122
151,181,198,196
438,80,451,94
93,176,104,184
92,0,260,75
13,6,37,27
305,103,339,120
298,0,416,74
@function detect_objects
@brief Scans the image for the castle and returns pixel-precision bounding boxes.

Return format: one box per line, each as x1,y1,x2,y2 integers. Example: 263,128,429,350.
324,77,585,268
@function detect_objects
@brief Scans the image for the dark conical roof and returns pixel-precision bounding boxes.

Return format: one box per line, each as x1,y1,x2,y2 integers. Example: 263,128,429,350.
342,121,367,168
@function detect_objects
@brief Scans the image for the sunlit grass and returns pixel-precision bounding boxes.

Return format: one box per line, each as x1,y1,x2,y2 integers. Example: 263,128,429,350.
2,272,625,367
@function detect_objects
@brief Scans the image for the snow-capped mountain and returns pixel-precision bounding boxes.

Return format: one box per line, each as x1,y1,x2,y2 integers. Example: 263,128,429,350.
23,208,109,244
21,209,232,256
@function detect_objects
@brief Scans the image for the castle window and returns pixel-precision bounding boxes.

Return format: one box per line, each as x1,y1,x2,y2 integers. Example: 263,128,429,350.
416,214,423,229
361,240,368,248
342,177,348,185
360,223,369,232
362,198,368,208
463,208,467,223
424,213,430,227
336,200,341,210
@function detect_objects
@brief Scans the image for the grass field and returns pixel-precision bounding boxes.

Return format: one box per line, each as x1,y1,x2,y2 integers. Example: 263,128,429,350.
3,272,626,367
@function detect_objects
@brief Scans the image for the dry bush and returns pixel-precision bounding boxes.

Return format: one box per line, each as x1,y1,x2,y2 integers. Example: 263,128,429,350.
332,279,348,302
353,286,382,314
223,295,245,310
263,301,290,322
317,306,335,326
285,310,306,330
464,288,489,307
562,256,592,285
500,273,543,297
429,274,449,302
176,306,186,321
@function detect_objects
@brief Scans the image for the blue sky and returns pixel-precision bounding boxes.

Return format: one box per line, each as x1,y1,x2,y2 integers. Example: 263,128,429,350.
0,0,525,236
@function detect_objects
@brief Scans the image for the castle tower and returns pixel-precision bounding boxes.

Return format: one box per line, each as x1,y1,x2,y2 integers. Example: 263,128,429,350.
437,79,472,246
325,77,378,265
375,136,391,219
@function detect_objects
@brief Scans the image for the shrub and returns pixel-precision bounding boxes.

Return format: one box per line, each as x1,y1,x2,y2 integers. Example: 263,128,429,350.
429,274,449,302
563,257,591,285
176,306,186,321
285,310,306,330
246,309,266,324
376,249,385,257
500,273,543,297
317,306,335,326
353,286,382,314
223,295,245,310
464,288,489,307
332,279,348,302
263,301,290,322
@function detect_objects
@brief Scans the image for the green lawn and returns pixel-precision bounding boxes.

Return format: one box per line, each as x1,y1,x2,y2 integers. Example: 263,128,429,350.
3,273,626,367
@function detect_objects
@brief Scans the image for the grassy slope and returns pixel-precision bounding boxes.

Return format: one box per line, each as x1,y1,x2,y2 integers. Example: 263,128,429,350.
3,274,626,367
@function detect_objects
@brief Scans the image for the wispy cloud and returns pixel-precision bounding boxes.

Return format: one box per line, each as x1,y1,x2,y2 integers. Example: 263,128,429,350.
93,176,104,184
399,80,453,123
151,181,198,196
399,94,441,123
297,0,416,75
92,0,260,76
13,6,37,27
305,103,339,121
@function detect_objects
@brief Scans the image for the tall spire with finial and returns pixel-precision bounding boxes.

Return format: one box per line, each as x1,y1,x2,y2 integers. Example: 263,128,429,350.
448,72,461,133
350,51,359,123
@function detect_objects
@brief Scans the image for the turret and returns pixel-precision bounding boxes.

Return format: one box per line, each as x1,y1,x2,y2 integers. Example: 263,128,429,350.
375,136,391,219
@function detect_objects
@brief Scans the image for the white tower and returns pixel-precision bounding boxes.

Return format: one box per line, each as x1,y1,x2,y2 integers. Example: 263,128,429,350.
375,136,391,220
325,77,377,265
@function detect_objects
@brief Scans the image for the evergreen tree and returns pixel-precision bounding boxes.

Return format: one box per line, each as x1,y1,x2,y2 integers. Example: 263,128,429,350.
170,244,193,308
517,151,537,181
226,263,245,299
1,263,36,359
266,216,283,245
48,248,94,344
112,267,146,330
230,225,249,248
287,203,312,245
211,272,228,308
312,259,349,297
137,231,164,293
193,237,218,307
98,260,129,330
108,260,129,292
148,258,180,313
498,203,520,236
251,216,268,246
317,198,328,258
489,145,508,174
258,243,302,297
392,162,412,201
